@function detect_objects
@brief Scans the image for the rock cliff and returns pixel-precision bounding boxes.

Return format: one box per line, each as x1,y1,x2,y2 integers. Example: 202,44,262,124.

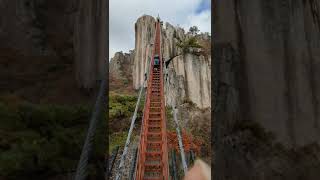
132,15,156,89
125,15,211,109
109,51,134,80
109,51,135,92
213,0,320,179
74,0,107,89
0,1,107,179
0,0,107,90
161,22,211,108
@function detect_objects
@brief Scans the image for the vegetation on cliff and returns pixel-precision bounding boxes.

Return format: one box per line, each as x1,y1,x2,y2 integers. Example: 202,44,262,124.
108,92,144,153
176,37,202,53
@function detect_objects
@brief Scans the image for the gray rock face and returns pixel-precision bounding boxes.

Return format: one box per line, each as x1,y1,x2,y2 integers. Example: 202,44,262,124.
132,15,156,89
74,0,107,89
109,51,134,81
214,0,320,147
164,54,211,109
0,0,107,89
0,0,76,56
213,0,320,179
131,15,211,109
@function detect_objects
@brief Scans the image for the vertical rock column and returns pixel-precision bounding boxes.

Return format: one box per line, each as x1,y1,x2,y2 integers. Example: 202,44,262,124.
132,15,156,89
74,0,107,89
213,0,320,147
213,0,320,179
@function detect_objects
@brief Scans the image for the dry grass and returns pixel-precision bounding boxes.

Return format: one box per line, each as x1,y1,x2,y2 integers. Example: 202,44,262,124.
197,38,211,57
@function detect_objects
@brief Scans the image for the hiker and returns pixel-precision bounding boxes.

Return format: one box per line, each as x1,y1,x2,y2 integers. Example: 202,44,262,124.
154,55,160,71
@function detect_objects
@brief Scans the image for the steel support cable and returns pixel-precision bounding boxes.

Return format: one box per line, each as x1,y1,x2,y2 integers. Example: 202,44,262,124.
115,80,145,180
172,102,188,174
132,83,149,180
171,150,178,180
164,63,188,174
108,146,120,176
132,58,151,180
115,58,152,180
74,70,107,180
129,148,138,180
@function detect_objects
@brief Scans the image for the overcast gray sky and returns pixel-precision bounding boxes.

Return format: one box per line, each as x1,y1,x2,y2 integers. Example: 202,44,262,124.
109,0,211,59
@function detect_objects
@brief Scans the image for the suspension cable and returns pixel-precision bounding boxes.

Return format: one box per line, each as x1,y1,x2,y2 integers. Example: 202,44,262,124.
164,63,188,174
115,57,152,180
172,102,188,174
115,80,145,180
74,71,107,180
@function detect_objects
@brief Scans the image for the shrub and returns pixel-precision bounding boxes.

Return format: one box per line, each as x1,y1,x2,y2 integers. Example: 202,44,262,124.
109,94,138,119
109,132,127,154
182,98,197,107
123,79,129,85
0,102,95,179
176,37,202,53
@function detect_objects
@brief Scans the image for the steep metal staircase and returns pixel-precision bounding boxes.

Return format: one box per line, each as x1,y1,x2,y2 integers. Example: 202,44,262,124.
74,16,193,180
135,19,169,180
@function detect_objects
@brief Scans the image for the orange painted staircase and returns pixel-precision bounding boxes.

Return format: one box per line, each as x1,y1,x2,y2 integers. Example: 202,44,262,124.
135,19,169,180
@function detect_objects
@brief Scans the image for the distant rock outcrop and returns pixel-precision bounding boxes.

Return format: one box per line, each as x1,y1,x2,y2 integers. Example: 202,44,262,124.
109,51,134,83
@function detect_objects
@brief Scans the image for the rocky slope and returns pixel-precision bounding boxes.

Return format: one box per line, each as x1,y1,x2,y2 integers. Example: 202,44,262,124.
110,15,211,109
213,0,320,179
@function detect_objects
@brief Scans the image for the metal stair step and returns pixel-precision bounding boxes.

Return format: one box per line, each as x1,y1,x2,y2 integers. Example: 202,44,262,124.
147,133,162,141
148,126,161,132
144,164,162,172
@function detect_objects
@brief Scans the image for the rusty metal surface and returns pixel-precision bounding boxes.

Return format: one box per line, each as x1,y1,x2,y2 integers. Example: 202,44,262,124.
135,21,169,180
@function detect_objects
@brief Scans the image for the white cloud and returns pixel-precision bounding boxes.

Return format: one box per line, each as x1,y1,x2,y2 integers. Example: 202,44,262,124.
109,0,211,59
182,10,211,34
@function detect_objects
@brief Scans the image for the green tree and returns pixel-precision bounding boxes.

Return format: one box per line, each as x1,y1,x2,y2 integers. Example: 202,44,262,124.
189,26,200,35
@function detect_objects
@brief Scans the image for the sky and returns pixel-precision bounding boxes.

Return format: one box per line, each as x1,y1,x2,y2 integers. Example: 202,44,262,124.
109,0,211,59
